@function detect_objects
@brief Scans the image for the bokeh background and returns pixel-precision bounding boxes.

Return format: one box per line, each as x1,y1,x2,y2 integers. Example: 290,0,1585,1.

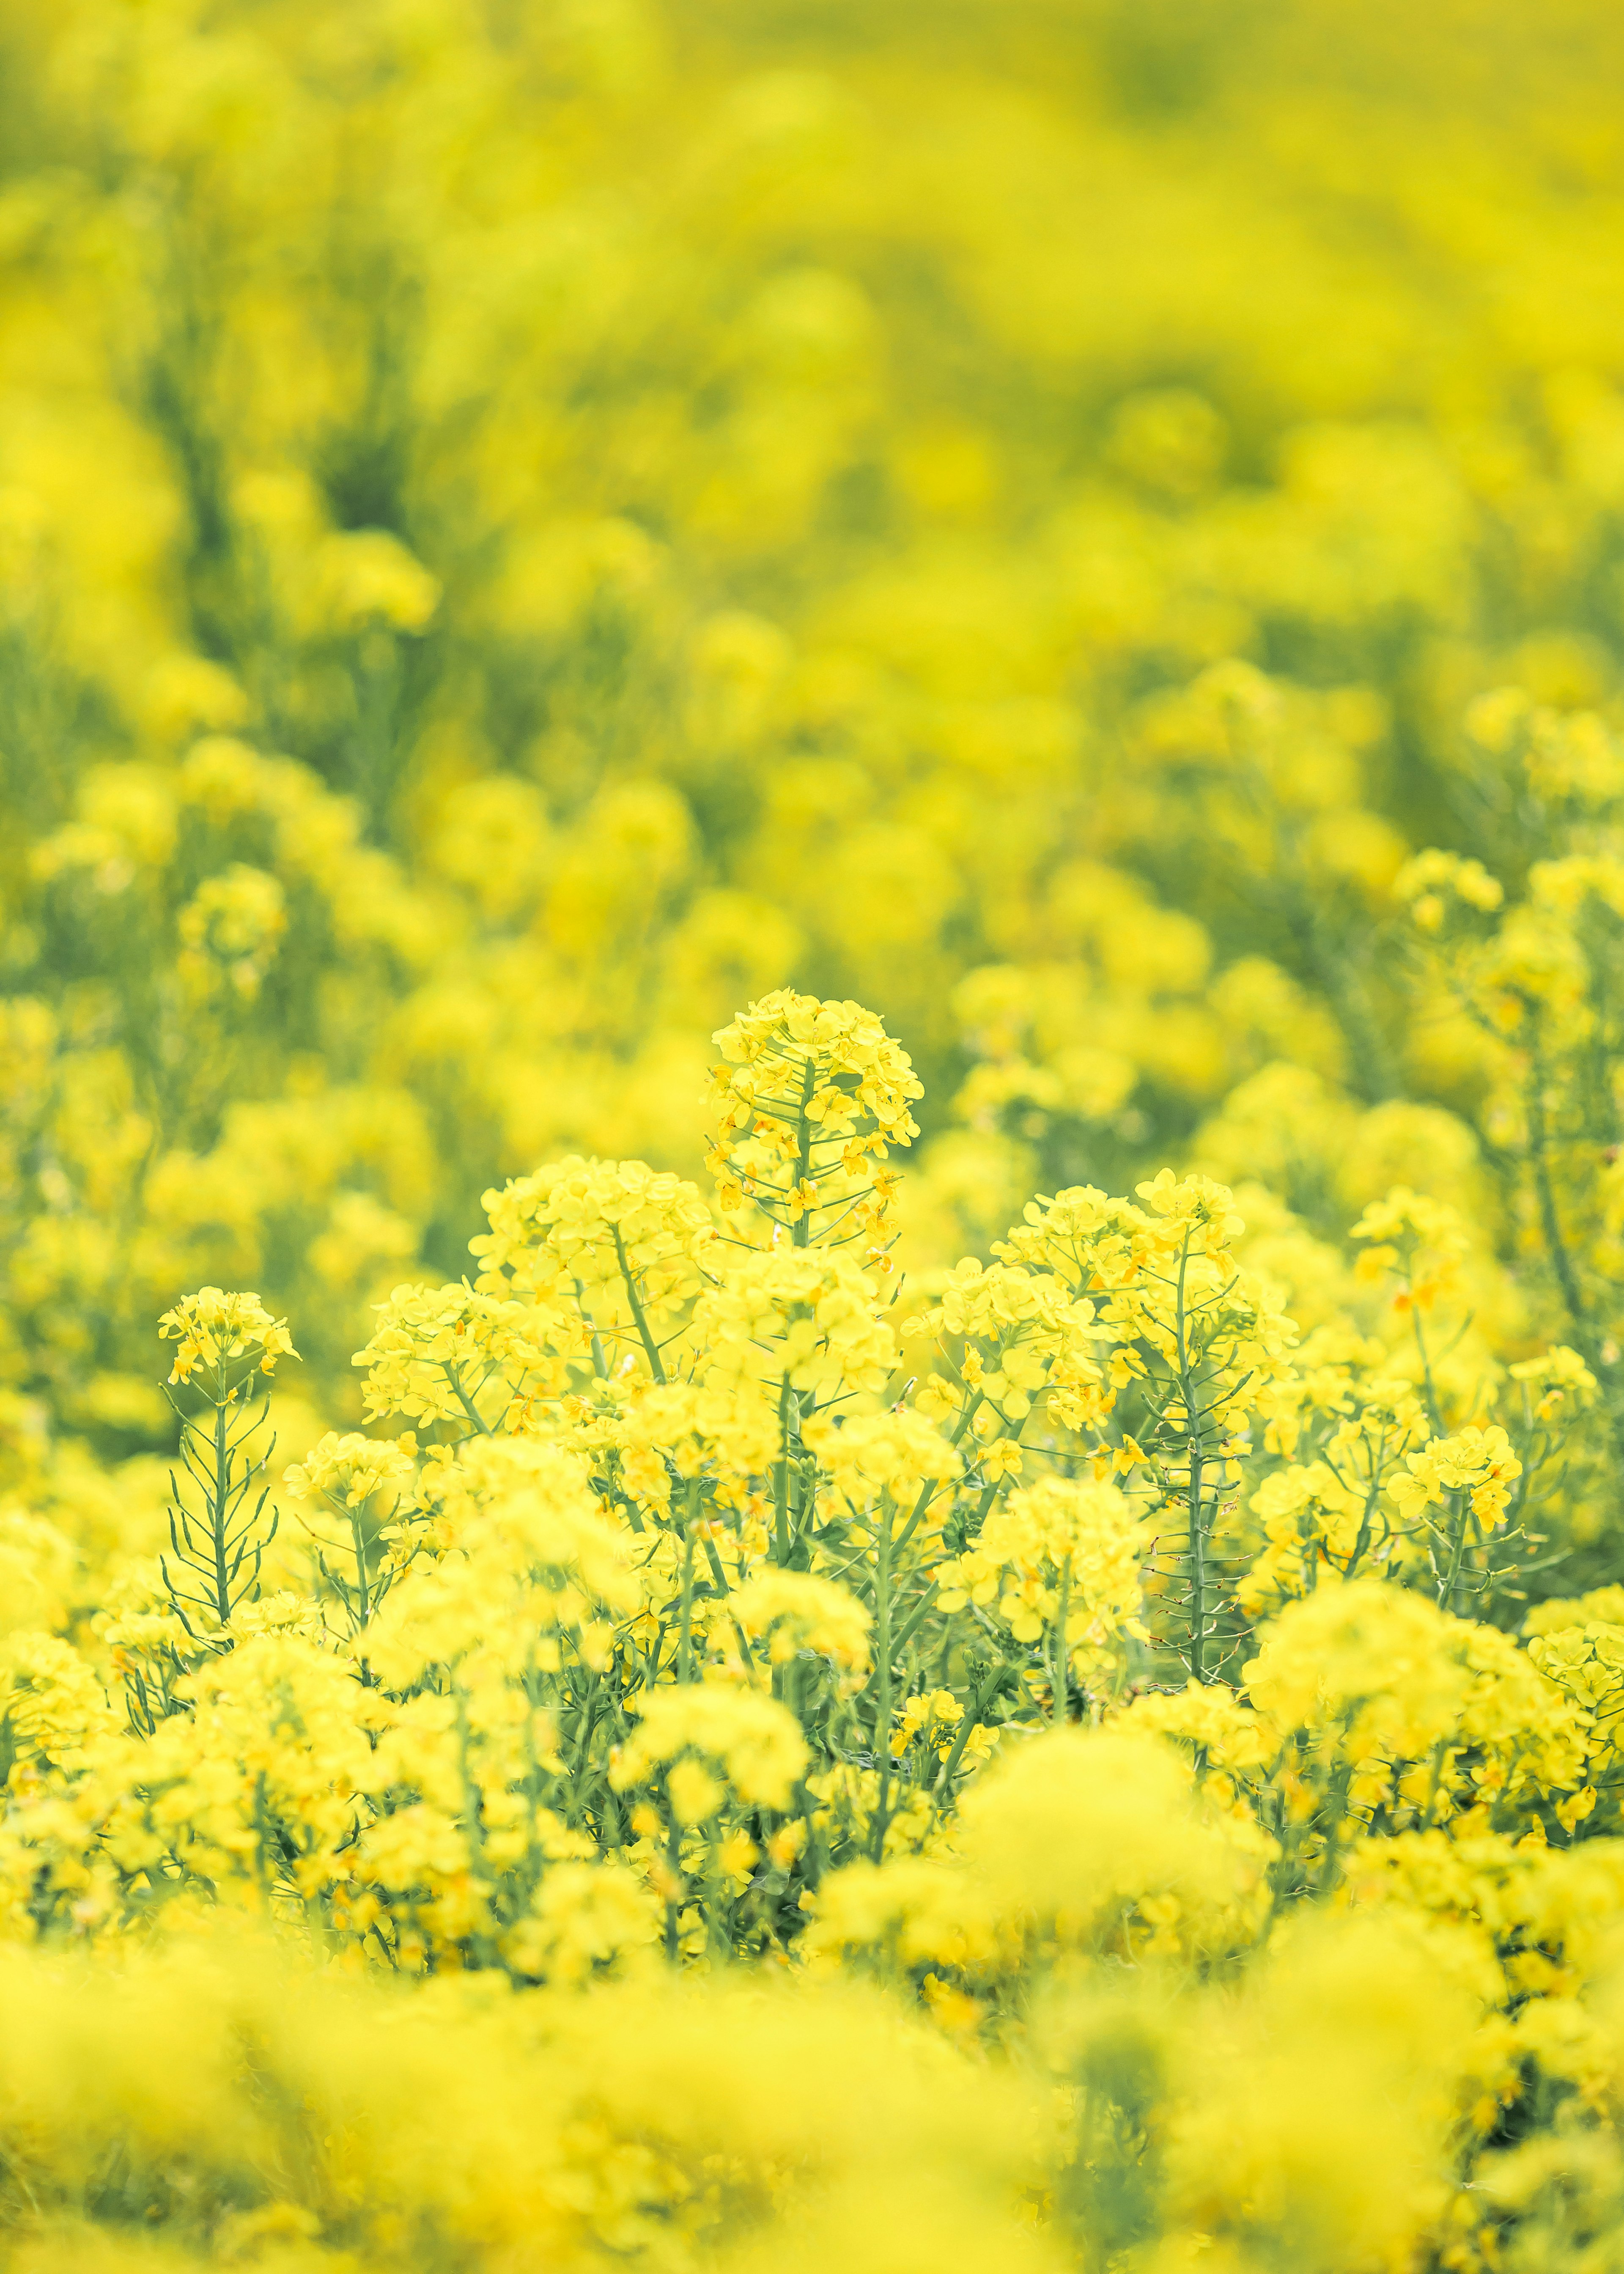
5,0,1624,1457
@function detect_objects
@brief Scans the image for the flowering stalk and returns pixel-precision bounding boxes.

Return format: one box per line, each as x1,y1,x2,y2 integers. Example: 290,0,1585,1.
1143,1225,1245,1686
156,1289,296,1639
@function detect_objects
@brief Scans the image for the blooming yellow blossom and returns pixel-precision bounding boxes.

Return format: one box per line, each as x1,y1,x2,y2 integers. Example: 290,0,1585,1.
157,1288,297,1384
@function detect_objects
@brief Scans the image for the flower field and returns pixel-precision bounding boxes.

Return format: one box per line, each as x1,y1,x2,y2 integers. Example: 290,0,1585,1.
9,2,1624,2268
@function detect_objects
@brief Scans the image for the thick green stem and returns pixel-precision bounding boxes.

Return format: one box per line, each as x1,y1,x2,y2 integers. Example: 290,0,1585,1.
1437,1489,1471,1614
445,1365,495,1437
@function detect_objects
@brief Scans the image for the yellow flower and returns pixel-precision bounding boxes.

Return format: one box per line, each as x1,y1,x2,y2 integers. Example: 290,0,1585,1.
157,1287,298,1384
1391,1426,1522,1530
707,989,921,1247
730,1570,871,1671
612,1681,809,1812
176,864,287,1000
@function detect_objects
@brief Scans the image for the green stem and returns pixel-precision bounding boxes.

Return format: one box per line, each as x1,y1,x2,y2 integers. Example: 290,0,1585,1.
1408,1299,1444,1436
664,1803,683,1962
1315,1759,1354,1897
1437,1489,1471,1614
349,1508,372,1629
573,1279,610,1379
1527,1047,1591,1351
445,1365,495,1437
210,1396,232,1625
1173,1234,1210,1685
1347,1475,1382,1576
612,1227,668,1383
1051,1555,1072,1729
792,1053,817,1247
929,1660,1009,1795
870,1501,895,1862
772,1375,799,1567
678,1485,698,1683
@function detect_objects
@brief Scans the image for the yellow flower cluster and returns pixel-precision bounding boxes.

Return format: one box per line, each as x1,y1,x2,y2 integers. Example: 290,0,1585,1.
707,989,922,1255
30,939,1624,2266
935,1475,1149,1697
354,1280,581,1431
694,1245,898,1399
472,1156,716,1355
156,1288,297,1387
8,985,1624,2274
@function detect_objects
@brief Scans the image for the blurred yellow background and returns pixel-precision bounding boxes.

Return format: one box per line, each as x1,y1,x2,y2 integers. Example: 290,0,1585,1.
5,0,1624,1442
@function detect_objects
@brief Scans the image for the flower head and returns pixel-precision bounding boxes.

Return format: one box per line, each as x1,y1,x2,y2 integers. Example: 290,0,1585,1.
157,1288,298,1385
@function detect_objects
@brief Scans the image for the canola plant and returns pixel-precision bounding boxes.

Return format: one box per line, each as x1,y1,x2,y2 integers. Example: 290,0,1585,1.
10,1,1624,2269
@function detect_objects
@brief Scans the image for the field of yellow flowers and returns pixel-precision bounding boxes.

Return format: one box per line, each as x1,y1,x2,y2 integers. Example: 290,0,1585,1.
11,1,1624,2268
